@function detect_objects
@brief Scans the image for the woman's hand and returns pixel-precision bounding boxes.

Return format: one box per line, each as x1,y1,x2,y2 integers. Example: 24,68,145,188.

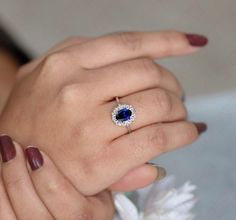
0,136,115,220
0,31,208,195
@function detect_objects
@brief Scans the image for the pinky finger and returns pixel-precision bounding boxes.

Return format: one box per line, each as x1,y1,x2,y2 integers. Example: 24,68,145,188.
109,164,166,192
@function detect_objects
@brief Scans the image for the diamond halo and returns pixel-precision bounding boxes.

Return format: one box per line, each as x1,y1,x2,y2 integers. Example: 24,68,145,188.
111,104,136,127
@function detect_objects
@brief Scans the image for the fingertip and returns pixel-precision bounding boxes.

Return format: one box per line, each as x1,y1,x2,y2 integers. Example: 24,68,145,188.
25,146,44,171
193,122,208,135
109,164,159,192
147,163,167,181
0,135,16,163
185,33,209,47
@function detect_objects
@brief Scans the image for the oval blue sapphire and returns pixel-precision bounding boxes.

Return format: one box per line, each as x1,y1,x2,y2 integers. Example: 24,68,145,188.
116,108,132,122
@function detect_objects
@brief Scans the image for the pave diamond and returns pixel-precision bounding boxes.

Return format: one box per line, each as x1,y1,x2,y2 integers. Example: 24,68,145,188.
112,104,136,126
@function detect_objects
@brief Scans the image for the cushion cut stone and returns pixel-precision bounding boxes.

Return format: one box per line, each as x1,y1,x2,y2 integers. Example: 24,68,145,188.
116,108,132,122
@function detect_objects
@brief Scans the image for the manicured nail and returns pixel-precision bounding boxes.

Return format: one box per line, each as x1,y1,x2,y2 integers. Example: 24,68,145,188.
194,122,208,134
186,34,208,47
148,163,167,181
25,147,44,171
0,135,16,162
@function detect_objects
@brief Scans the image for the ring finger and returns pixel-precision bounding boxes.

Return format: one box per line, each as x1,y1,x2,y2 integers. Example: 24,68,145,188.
98,88,187,140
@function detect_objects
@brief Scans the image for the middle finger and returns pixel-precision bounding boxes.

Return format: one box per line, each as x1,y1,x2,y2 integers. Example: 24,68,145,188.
86,58,183,103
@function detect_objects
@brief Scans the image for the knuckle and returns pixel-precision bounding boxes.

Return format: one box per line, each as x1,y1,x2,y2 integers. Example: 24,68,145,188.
44,176,70,195
153,89,172,115
148,127,168,152
141,58,159,74
4,174,25,190
170,73,184,98
141,58,163,83
59,84,84,105
127,59,162,86
158,33,175,55
117,31,142,51
42,52,70,73
154,64,164,80
129,137,145,158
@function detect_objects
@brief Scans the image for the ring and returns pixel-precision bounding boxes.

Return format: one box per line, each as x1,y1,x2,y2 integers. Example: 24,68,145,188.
111,97,136,133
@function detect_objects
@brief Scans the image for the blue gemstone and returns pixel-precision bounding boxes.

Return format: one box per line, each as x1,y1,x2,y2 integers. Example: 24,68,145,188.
116,108,132,122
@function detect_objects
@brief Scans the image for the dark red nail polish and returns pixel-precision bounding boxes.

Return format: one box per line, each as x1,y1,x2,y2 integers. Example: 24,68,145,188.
25,147,44,171
0,135,16,162
194,122,208,134
186,34,208,47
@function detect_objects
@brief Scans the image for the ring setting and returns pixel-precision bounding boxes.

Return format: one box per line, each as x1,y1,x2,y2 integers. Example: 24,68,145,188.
111,97,136,132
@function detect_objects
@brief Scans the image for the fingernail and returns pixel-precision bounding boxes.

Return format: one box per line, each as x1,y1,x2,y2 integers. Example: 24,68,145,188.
25,147,44,171
194,122,208,134
148,163,167,181
185,34,208,47
0,135,16,162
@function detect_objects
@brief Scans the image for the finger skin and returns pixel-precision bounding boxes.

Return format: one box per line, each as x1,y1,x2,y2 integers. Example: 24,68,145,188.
87,190,115,220
109,164,158,192
25,147,114,220
89,58,183,102
99,121,199,191
66,31,201,69
0,164,17,220
0,30,205,200
17,36,90,81
100,88,187,139
25,147,91,220
70,121,199,196
112,121,198,161
1,141,53,220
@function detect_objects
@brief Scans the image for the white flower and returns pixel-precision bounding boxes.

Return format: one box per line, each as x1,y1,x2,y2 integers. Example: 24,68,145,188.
114,176,197,220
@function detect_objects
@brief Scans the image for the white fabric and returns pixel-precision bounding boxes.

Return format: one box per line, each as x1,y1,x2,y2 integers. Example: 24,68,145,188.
114,176,196,220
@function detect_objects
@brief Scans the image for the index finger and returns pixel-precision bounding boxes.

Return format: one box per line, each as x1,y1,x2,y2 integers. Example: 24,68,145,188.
66,31,208,69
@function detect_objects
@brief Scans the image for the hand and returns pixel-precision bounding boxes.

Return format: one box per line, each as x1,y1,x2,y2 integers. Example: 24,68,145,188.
0,31,208,195
0,136,114,220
